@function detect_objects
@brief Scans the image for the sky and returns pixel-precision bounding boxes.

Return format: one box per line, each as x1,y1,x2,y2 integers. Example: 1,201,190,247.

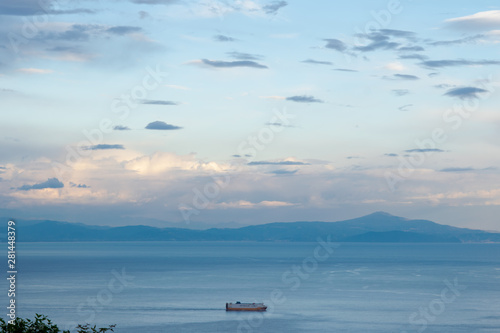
1,0,500,230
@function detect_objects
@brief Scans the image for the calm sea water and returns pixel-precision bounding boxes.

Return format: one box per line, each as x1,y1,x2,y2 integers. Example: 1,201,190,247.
2,242,500,332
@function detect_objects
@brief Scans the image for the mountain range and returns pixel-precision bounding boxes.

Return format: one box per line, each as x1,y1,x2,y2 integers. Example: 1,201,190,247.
2,212,499,243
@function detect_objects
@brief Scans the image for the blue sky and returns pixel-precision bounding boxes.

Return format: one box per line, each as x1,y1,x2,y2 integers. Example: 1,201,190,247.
1,0,500,230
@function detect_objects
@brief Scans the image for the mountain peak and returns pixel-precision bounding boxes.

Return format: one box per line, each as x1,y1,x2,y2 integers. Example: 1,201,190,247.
345,211,408,226
365,211,397,218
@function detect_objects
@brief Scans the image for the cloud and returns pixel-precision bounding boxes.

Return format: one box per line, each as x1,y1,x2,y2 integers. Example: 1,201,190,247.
70,182,90,188
384,62,405,71
354,41,400,52
37,24,144,43
265,122,294,128
269,169,297,175
40,24,101,42
421,59,500,68
405,148,445,153
393,74,419,80
183,0,267,18
4,136,20,142
398,45,425,52
226,51,262,60
384,74,419,80
398,53,428,61
434,84,456,89
327,29,420,57
106,26,142,35
248,161,309,166
17,68,53,74
214,34,236,42
113,125,131,131
0,88,16,94
385,153,398,157
378,29,417,40
17,178,64,191
43,45,95,62
129,0,178,4
334,68,358,72
141,99,178,105
184,1,289,19
286,95,323,103
215,200,296,209
145,121,182,130
0,0,94,16
392,89,410,96
46,46,80,52
353,34,400,52
398,104,413,111
444,87,488,99
445,10,500,31
353,29,418,53
428,35,484,46
199,59,268,69
138,10,150,19
324,39,347,52
439,167,476,172
83,144,125,150
301,59,333,66
440,167,497,172
262,1,287,15
124,151,226,176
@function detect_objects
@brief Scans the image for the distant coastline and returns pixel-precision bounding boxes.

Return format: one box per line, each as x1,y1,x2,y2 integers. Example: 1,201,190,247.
2,212,500,243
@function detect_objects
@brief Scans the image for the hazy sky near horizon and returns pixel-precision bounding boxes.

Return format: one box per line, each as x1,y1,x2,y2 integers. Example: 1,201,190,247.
1,0,500,230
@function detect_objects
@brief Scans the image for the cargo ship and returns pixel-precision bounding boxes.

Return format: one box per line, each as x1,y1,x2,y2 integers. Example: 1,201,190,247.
226,301,267,311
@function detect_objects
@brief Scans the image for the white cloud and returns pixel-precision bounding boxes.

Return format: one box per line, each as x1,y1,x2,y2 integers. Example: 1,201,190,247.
214,200,296,209
17,68,54,74
125,152,229,175
180,0,265,19
445,10,500,31
384,62,405,71
44,53,96,63
3,152,500,229
410,189,500,206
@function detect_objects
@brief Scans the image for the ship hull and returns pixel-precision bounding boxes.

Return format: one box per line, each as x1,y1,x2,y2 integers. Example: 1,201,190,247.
226,302,267,311
226,307,267,311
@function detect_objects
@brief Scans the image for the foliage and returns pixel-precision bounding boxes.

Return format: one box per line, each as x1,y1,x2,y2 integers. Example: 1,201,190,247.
0,314,114,333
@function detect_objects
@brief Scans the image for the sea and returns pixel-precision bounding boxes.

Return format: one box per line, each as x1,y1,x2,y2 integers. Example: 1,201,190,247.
3,241,500,332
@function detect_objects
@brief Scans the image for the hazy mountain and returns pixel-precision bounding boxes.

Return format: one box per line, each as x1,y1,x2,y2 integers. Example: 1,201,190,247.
0,217,246,230
2,212,499,243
